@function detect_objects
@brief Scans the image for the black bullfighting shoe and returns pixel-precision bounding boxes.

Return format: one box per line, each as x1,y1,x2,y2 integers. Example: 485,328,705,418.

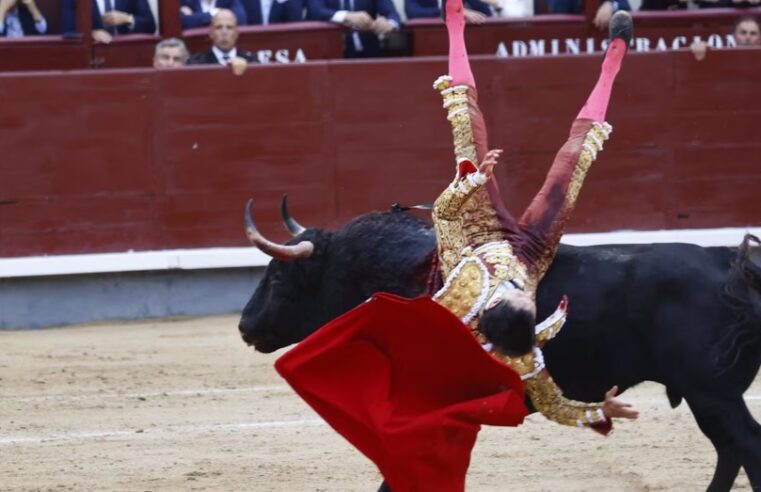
608,10,633,46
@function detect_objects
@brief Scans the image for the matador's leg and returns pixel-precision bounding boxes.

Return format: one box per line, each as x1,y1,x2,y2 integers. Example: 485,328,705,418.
438,0,517,236
518,12,632,280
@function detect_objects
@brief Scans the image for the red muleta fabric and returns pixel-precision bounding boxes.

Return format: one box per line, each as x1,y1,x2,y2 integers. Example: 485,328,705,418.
275,293,528,492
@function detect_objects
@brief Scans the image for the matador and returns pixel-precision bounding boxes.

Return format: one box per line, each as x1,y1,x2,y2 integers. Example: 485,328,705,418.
276,4,638,492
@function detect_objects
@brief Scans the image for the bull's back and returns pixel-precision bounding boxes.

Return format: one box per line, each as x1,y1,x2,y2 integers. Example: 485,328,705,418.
539,242,736,400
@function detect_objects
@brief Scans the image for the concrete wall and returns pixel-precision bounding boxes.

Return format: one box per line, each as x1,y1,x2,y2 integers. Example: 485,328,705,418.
0,267,263,330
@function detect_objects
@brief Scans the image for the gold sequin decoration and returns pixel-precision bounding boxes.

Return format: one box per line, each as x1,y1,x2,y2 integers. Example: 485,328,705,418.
435,260,488,321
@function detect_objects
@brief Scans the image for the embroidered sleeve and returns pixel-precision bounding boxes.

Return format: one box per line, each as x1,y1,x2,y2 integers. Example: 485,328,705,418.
433,170,488,221
496,347,608,431
432,171,489,277
523,371,608,429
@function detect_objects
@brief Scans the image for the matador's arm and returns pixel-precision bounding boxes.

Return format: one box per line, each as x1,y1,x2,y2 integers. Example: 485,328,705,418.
497,348,612,435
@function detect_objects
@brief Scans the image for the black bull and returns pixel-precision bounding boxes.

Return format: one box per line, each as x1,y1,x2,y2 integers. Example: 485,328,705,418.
239,209,761,491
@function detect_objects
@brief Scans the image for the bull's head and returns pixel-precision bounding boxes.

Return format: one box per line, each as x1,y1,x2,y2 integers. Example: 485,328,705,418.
239,197,438,353
238,199,332,353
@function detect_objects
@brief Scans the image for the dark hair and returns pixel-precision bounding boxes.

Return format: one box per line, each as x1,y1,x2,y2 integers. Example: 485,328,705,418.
734,15,759,32
478,301,536,356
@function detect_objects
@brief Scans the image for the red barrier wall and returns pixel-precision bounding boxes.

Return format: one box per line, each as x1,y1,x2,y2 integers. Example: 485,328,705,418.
0,48,759,258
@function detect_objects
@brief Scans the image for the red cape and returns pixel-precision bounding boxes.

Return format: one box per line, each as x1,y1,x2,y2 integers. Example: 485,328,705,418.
275,293,528,492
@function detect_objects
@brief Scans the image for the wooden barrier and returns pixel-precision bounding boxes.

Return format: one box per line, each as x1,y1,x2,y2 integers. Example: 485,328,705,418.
0,48,759,257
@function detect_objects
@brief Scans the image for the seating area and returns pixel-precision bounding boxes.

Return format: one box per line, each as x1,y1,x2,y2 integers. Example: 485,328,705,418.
0,0,758,70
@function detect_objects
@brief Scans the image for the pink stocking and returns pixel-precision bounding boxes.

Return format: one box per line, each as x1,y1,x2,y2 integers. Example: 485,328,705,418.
576,38,627,122
446,0,475,89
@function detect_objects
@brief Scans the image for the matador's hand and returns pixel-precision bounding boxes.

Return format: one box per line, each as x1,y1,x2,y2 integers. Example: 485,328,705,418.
602,385,639,420
478,149,503,179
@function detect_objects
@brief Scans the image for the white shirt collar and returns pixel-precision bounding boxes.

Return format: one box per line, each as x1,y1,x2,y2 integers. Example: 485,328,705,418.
212,45,237,65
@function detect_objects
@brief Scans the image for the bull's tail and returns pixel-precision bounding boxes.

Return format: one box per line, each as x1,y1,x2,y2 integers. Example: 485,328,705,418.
716,234,761,373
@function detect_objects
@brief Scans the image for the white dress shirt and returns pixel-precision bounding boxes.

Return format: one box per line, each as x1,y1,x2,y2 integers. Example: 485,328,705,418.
212,45,237,65
260,0,274,24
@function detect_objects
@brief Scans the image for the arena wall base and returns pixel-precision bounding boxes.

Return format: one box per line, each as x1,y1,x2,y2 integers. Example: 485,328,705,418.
1,227,759,330
0,267,263,330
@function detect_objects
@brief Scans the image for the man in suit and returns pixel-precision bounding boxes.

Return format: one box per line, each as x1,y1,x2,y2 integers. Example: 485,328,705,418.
240,0,303,25
180,0,248,29
546,0,631,31
61,0,155,44
0,0,47,37
187,9,254,75
306,0,401,57
405,0,492,22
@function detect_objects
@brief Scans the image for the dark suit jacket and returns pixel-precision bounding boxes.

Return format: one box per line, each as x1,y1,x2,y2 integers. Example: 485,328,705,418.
180,0,248,29
405,0,491,19
306,0,401,57
241,0,304,25
61,0,156,34
546,0,630,13
187,48,256,64
0,6,47,36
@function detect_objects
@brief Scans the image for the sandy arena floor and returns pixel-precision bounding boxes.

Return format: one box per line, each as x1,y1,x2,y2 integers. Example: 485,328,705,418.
0,315,756,491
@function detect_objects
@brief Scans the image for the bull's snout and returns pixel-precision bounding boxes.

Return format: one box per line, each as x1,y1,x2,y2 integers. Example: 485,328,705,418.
238,318,278,353
238,320,254,346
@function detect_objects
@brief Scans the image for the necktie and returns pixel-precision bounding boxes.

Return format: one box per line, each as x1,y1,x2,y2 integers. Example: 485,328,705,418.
103,0,117,35
222,54,230,65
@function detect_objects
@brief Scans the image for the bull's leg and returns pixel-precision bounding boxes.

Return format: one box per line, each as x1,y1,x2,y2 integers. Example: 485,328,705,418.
685,393,761,491
707,453,741,492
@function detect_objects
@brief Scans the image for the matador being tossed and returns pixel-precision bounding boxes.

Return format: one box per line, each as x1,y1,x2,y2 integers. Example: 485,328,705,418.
276,4,639,492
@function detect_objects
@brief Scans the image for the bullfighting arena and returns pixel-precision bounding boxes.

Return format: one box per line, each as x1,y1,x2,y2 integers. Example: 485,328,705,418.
1,315,756,491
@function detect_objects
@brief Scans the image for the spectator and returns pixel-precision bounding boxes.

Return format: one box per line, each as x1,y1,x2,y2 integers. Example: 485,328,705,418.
733,15,760,45
153,37,189,68
546,0,631,31
691,15,760,60
0,0,47,37
61,0,156,44
187,9,253,75
180,0,247,29
240,0,304,25
306,0,401,58
405,0,494,22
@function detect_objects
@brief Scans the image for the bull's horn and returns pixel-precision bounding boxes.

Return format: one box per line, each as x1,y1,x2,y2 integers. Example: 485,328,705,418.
280,194,307,236
245,199,314,260
390,203,434,212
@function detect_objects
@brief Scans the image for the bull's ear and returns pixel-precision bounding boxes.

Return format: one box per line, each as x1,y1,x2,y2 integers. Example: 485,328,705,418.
281,194,307,236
